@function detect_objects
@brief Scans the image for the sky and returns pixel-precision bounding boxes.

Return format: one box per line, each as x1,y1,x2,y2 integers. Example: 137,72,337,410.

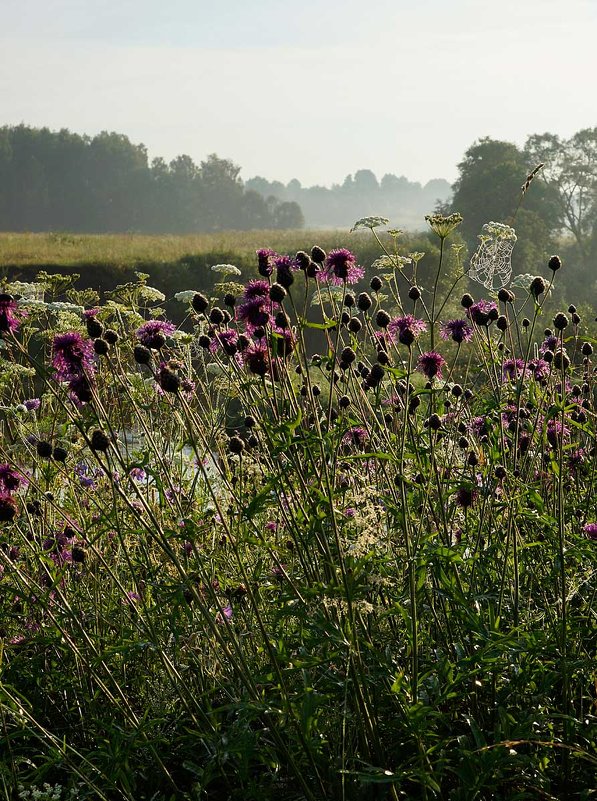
1,0,596,188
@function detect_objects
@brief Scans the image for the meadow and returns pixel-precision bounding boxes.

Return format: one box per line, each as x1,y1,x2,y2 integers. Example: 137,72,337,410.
0,215,595,800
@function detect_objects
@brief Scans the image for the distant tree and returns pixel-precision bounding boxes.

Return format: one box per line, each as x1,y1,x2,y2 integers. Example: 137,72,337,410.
272,201,304,230
449,137,560,272
353,169,379,194
524,128,597,263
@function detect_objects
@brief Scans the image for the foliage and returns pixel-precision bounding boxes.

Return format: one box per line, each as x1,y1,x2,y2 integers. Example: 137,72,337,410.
0,127,303,235
0,215,595,800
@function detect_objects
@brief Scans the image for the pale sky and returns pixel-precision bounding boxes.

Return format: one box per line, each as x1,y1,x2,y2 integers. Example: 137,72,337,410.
1,0,596,187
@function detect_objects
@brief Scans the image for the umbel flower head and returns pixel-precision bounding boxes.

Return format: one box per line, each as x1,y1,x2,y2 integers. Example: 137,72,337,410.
425,212,463,239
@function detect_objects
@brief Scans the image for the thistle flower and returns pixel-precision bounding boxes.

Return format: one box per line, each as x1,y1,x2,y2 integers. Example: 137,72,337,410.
323,249,364,286
440,319,474,344
52,332,95,381
256,249,277,277
23,398,41,411
342,426,369,449
583,523,597,541
0,464,25,493
0,293,26,334
136,320,176,349
417,351,446,380
467,300,498,327
387,315,427,346
502,359,528,381
455,485,478,509
0,493,18,521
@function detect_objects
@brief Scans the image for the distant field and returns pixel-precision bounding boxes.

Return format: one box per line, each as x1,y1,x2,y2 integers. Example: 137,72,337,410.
0,229,366,270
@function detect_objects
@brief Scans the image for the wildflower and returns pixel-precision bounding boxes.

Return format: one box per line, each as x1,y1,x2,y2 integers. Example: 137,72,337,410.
342,426,369,449
136,320,176,349
417,351,446,381
274,254,298,288
23,398,41,411
323,249,364,285
0,493,18,521
502,358,528,381
529,358,550,381
440,319,474,343
583,523,597,541
211,263,241,276
174,290,199,303
0,464,25,493
351,215,389,231
216,605,233,624
210,329,239,356
454,485,478,508
387,315,427,346
425,212,463,239
51,332,95,381
467,300,498,327
255,248,276,276
0,293,26,333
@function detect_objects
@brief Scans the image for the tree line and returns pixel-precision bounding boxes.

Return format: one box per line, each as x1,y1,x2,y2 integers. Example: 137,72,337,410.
0,125,304,234
445,130,597,303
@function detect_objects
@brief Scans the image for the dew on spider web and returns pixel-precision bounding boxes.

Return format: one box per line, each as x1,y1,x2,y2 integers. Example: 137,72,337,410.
469,222,517,291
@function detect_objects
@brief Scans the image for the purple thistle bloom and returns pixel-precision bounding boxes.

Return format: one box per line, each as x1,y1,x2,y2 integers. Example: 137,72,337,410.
387,315,427,346
417,351,446,380
237,296,271,331
342,426,369,449
440,319,474,343
136,320,176,349
545,418,569,449
0,294,26,334
529,358,550,381
52,332,95,381
540,335,559,354
256,249,277,277
242,279,271,301
467,300,497,326
0,464,25,493
502,358,528,381
454,485,478,509
323,249,365,286
584,523,597,541
210,329,239,355
23,398,41,411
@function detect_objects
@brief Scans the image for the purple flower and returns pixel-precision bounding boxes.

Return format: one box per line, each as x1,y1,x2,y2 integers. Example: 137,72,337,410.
584,523,597,541
528,358,550,381
52,332,95,381
136,320,176,349
502,358,528,381
216,605,233,624
0,464,25,493
256,249,277,277
243,279,271,301
440,319,473,344
342,426,369,449
23,398,41,411
417,351,446,380
454,485,478,509
323,249,364,286
387,315,427,346
210,329,239,356
467,300,497,326
540,335,559,354
0,294,26,334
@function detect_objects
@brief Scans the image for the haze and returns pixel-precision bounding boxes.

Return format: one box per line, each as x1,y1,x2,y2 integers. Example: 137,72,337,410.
1,0,595,187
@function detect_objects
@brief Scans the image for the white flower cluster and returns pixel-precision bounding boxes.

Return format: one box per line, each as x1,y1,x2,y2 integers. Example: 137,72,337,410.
350,216,390,232
174,290,198,303
211,264,241,276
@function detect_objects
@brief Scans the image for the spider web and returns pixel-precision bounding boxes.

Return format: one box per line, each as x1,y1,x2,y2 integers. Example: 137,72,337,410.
469,222,517,291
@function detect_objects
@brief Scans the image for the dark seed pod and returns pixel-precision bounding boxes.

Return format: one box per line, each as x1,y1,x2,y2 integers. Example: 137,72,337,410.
209,307,225,325
311,246,326,265
496,315,508,332
548,254,562,272
36,440,53,458
408,285,421,301
341,347,356,364
94,338,109,355
375,309,391,328
229,436,245,455
339,395,351,409
461,293,474,309
348,317,362,334
553,312,568,331
581,342,593,356
269,283,287,303
370,275,383,292
357,293,372,312
159,368,181,393
344,293,355,308
134,344,152,364
104,329,119,345
530,276,546,298
224,293,236,307
90,430,110,452
86,318,103,338
295,250,311,271
52,446,68,462
192,293,209,314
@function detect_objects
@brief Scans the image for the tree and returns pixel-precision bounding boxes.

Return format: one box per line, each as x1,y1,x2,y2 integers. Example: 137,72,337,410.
449,138,560,273
272,201,304,230
524,128,597,263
